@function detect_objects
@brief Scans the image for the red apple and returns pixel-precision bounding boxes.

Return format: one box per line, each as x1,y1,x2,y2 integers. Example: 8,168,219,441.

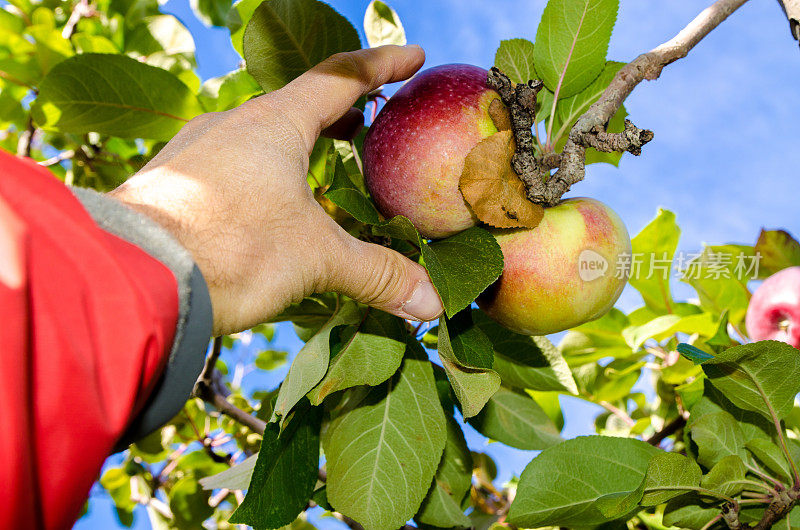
363,64,505,239
477,198,631,336
745,266,800,348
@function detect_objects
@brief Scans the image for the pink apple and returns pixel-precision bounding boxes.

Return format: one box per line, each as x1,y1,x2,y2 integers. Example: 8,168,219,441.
363,64,505,239
745,266,800,348
477,198,631,336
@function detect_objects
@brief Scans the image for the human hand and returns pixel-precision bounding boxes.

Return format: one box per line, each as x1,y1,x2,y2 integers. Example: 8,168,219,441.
109,45,443,336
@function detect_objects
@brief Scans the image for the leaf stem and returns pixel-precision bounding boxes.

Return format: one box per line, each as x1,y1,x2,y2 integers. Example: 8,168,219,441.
349,139,363,175
738,479,779,497
699,513,723,530
745,462,786,489
596,399,636,427
644,485,736,504
738,498,772,505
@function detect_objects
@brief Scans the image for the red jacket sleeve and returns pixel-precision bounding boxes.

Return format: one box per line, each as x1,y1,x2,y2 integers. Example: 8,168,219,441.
0,151,181,529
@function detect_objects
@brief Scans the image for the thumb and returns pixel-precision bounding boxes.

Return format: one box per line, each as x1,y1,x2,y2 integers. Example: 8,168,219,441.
326,237,443,321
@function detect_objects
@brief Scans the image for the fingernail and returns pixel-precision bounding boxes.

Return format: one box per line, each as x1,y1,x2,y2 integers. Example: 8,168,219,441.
402,281,443,321
404,44,423,51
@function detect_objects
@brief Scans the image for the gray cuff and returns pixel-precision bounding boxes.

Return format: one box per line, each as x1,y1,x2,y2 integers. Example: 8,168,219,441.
70,188,214,450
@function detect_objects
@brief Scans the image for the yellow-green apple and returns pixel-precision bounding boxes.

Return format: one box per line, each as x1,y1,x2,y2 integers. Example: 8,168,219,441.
477,198,631,335
363,64,505,238
745,266,800,348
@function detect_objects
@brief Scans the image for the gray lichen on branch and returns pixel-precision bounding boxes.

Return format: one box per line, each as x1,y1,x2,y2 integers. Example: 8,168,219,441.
486,67,553,204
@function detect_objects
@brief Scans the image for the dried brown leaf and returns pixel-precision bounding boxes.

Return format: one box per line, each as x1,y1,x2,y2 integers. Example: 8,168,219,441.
459,130,544,229
488,99,512,131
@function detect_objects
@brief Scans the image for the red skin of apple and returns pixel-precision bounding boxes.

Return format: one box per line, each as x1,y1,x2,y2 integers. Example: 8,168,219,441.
745,266,800,348
477,198,631,336
363,64,502,239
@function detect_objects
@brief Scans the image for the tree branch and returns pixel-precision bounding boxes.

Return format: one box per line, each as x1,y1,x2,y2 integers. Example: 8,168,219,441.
193,337,267,434
62,0,94,39
776,0,800,45
16,115,34,158
646,415,687,446
595,399,636,427
550,0,749,198
495,0,748,206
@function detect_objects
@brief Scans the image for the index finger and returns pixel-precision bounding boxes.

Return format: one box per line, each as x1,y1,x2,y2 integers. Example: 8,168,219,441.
273,45,425,151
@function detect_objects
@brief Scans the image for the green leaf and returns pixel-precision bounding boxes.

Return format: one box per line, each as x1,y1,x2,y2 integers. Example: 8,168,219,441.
334,132,367,188
474,310,577,393
191,0,233,26
701,340,800,421
706,311,734,349
690,379,775,445
307,137,335,189
363,0,406,47
170,475,213,529
628,208,680,313
199,454,257,491
468,387,562,450
324,155,383,224
306,309,406,405
574,358,641,403
494,38,537,84
312,486,332,511
27,14,74,74
198,68,262,112
548,61,623,144
421,227,504,317
243,0,361,93
437,316,500,419
323,344,447,530
623,312,718,352
100,467,136,511
700,455,746,498
268,293,338,328
689,410,745,468
125,15,195,58
558,308,631,364
227,0,261,54
746,438,794,484
595,481,646,519
372,214,421,242
534,0,619,99
271,300,361,427
527,390,565,430
641,452,702,506
416,416,473,528
445,310,494,369
255,349,288,371
681,245,754,325
754,229,800,277
32,54,203,140
72,33,119,54
663,493,723,529
508,436,659,528
230,405,322,527
322,156,424,245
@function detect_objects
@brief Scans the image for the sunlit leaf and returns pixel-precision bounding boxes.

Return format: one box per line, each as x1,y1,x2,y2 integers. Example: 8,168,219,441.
32,53,203,140
243,0,361,92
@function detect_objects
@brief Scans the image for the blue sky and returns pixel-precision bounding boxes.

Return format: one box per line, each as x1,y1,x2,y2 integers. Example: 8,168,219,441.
76,0,800,528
